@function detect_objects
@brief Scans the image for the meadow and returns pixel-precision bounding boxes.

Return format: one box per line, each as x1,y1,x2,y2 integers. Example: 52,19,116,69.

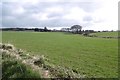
2,31,118,78
90,31,118,37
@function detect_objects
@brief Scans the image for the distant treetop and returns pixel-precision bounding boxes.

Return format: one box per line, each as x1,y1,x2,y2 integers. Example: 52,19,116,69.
71,25,82,30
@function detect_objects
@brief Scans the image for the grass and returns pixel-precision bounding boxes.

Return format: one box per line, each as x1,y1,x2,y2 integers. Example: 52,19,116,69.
89,31,118,37
2,31,118,78
2,60,41,79
1,43,81,78
2,52,41,79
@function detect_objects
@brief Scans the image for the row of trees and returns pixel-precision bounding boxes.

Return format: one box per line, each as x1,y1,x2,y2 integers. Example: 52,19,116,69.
3,24,115,33
1,25,83,33
1,27,51,32
34,27,51,32
61,24,118,36
61,25,82,34
61,25,97,36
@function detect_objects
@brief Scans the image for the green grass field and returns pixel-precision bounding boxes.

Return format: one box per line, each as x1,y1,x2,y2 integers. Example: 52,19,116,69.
2,31,118,78
89,32,118,37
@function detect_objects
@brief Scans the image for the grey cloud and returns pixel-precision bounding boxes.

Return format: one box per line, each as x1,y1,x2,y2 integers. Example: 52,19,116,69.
0,3,2,27
2,15,40,27
47,12,64,18
2,2,16,16
2,1,102,28
0,4,1,11
2,13,79,27
37,18,80,27
83,16,93,22
77,2,101,12
50,2,101,12
23,2,101,15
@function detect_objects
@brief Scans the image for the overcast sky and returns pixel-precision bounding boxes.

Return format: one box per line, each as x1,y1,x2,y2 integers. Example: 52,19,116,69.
0,0,119,30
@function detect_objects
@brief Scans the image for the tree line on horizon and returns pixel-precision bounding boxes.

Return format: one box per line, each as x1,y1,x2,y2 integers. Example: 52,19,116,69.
1,25,117,34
